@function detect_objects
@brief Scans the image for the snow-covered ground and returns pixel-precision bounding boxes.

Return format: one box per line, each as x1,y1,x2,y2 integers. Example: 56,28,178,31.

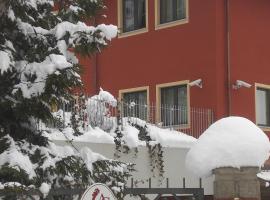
186,117,270,177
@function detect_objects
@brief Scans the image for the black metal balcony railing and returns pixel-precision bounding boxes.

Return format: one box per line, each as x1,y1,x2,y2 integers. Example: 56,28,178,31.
120,101,214,138
50,98,214,139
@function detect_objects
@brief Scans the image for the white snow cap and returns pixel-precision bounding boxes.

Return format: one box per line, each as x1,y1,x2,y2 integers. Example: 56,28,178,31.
39,183,51,196
257,171,270,181
0,51,12,74
185,117,270,177
98,88,117,106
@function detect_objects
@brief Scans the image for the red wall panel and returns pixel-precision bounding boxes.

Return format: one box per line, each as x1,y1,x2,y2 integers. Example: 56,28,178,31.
230,0,270,123
80,0,270,128
93,0,227,118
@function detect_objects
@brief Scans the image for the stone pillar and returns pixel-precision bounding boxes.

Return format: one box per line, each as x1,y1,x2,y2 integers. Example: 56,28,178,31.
213,167,260,200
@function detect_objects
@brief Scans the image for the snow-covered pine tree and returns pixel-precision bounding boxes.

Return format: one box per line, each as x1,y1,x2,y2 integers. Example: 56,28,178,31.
0,0,131,199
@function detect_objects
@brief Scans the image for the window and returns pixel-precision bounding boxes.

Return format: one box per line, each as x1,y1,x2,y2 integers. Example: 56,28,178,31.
256,85,270,128
156,81,189,127
119,87,149,120
155,0,188,30
118,0,148,36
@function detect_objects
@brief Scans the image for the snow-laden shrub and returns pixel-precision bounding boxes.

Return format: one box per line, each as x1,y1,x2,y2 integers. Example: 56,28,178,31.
86,88,117,131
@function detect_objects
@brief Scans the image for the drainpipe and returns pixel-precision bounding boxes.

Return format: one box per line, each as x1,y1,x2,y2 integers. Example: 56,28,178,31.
92,17,98,95
92,51,98,94
226,0,232,116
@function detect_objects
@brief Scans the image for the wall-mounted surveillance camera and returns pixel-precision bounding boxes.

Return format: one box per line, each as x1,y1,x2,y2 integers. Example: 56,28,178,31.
189,79,203,88
232,80,252,90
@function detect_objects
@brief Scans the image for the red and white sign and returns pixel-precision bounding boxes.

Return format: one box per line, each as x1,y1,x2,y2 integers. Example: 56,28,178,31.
80,183,117,200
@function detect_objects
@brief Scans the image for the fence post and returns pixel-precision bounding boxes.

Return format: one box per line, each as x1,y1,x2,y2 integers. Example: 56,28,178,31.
117,101,120,127
117,100,124,131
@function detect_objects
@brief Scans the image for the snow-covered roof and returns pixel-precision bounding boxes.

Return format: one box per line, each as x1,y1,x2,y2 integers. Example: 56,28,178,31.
185,117,270,177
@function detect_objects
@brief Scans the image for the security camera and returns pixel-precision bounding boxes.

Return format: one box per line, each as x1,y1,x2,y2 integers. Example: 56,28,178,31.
189,79,202,88
233,80,252,89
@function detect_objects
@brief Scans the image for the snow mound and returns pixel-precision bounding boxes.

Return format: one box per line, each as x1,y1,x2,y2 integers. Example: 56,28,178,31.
47,118,196,149
185,117,270,177
122,125,140,148
46,127,114,144
147,125,196,148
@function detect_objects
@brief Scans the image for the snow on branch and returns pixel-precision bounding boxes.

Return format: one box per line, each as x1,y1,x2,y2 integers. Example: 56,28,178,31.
1,1,117,99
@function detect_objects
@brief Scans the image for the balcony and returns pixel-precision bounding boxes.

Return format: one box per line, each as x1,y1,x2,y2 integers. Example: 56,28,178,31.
56,98,214,139
120,102,214,139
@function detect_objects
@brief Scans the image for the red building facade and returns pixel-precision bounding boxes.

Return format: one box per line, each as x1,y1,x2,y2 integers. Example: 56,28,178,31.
81,0,270,137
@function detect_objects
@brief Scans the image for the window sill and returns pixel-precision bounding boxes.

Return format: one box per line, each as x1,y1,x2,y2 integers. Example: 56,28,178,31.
118,28,148,38
155,18,189,30
158,123,191,130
